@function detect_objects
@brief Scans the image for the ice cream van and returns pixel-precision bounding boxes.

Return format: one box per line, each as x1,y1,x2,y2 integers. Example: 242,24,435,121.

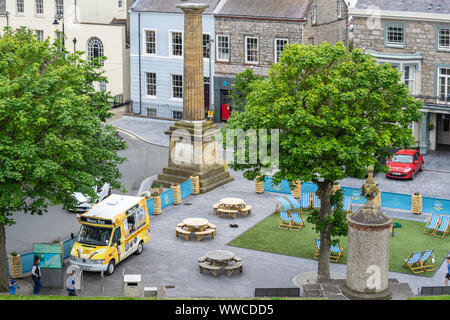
70,194,151,275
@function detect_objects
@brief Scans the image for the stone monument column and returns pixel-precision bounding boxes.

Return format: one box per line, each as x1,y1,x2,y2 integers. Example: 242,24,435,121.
181,4,207,122
341,166,392,300
154,3,234,193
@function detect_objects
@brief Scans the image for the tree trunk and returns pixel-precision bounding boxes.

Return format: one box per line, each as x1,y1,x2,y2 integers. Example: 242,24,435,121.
316,180,333,283
0,223,9,292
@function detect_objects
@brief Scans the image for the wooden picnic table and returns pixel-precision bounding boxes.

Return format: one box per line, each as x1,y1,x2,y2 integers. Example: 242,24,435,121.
220,198,245,209
182,217,209,232
205,250,235,267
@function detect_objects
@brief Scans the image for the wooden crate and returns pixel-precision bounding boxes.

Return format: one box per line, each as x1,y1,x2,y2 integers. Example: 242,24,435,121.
254,176,264,194
411,194,422,215
190,176,200,195
8,254,22,279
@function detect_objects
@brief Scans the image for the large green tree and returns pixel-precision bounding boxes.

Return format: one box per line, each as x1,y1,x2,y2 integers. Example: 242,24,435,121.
225,42,422,282
0,28,126,291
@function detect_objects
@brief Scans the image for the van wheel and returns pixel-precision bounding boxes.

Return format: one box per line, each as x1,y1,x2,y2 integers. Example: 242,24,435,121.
420,164,424,172
105,260,115,275
135,241,144,255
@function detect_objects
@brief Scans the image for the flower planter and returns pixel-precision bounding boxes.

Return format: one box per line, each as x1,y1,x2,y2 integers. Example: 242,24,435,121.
152,195,161,215
171,184,181,205
254,176,264,194
8,254,22,279
411,194,422,215
190,175,200,195
291,180,301,198
150,185,163,195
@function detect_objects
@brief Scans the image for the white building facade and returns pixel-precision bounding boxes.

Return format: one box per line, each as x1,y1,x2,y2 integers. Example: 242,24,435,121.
0,0,131,104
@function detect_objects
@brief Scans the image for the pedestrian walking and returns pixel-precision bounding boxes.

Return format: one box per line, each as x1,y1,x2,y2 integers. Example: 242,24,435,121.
31,256,41,295
66,270,77,296
8,280,17,295
445,256,450,286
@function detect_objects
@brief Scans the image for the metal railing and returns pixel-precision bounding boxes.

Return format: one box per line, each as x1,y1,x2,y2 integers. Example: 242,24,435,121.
414,95,450,109
130,100,184,120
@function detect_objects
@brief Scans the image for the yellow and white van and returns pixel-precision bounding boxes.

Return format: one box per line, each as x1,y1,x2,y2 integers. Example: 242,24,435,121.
70,194,150,275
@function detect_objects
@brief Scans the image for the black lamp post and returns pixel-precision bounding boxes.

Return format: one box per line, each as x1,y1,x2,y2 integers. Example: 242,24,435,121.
52,13,65,47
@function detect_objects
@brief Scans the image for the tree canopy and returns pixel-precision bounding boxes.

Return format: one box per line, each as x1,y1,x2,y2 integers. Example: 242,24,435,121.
0,27,126,290
225,42,422,281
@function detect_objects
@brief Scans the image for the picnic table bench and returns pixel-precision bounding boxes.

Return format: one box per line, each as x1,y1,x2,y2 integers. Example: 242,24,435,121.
217,208,238,219
195,228,216,241
199,262,220,278
175,227,191,241
225,261,243,277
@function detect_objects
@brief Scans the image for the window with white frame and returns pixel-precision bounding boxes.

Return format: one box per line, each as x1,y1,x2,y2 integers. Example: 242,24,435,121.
203,34,210,59
438,27,450,50
275,38,289,62
55,0,64,15
245,37,258,64
35,30,44,42
16,0,24,13
438,67,450,102
145,72,156,97
216,35,229,62
87,37,104,64
146,108,157,117
385,23,404,47
172,110,183,120
311,6,317,24
171,31,183,57
404,65,416,94
337,0,343,19
99,81,106,92
36,0,44,14
172,75,183,99
145,30,156,55
118,0,123,8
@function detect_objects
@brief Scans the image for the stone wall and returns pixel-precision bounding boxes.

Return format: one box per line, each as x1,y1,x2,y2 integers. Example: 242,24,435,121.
303,0,349,46
214,17,304,77
352,16,450,97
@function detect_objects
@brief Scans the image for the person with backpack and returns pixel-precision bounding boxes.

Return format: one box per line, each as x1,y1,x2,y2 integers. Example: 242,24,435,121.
31,256,41,295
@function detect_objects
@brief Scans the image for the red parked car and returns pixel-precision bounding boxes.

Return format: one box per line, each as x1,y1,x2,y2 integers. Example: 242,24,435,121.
386,149,424,180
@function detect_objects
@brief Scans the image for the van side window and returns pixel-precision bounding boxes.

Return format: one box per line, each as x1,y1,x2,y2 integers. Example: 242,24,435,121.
127,214,136,234
112,227,121,244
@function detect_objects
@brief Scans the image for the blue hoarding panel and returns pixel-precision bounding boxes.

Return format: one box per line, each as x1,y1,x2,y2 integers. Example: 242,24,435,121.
181,179,193,199
161,189,174,210
264,177,291,194
146,198,154,216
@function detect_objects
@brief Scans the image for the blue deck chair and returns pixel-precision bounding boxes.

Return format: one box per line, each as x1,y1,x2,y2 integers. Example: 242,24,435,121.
290,212,305,230
420,250,435,272
301,193,313,213
343,196,352,213
403,251,423,273
424,213,440,235
313,239,343,262
434,215,450,238
274,196,292,213
278,211,291,230
312,194,321,209
284,194,301,213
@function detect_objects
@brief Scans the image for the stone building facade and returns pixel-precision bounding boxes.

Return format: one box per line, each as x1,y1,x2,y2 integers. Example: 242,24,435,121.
350,0,450,153
213,0,349,122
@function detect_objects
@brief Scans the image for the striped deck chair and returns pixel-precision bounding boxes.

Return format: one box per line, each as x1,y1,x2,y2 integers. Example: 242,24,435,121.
284,194,301,214
312,194,321,209
278,211,292,230
420,250,435,272
343,196,353,213
434,215,450,238
290,212,305,230
313,239,343,262
301,193,313,213
403,251,423,273
424,213,440,235
275,196,292,213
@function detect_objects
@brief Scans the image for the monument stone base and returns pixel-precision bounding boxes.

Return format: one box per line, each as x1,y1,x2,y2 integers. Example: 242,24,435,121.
155,120,234,193
340,282,392,300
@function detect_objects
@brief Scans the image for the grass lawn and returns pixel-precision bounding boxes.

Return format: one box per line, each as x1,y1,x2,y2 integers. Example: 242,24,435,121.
0,294,157,300
228,213,449,276
409,295,450,300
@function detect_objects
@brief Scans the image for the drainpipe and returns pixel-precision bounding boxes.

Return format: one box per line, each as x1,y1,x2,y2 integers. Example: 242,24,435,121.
138,12,142,115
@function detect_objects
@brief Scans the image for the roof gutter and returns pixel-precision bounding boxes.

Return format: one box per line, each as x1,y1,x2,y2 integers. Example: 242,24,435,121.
214,14,307,22
349,8,450,23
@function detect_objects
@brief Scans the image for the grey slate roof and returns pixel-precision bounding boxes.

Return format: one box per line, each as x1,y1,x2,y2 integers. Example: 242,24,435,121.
215,0,310,19
132,0,221,14
354,0,450,14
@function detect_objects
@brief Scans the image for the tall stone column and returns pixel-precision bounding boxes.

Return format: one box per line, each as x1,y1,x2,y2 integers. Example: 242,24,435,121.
419,112,429,155
154,3,234,193
180,3,208,122
341,166,392,300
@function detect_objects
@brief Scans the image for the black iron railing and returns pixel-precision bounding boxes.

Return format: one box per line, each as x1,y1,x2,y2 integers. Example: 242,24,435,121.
413,95,450,109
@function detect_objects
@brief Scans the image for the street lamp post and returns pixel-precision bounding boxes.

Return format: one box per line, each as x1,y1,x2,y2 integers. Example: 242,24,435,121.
53,13,65,48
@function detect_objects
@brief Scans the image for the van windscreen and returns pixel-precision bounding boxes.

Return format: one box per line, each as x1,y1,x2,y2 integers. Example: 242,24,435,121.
78,225,112,246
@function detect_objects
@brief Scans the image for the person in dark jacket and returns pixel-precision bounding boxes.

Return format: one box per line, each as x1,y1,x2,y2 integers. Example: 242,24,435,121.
31,256,41,295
